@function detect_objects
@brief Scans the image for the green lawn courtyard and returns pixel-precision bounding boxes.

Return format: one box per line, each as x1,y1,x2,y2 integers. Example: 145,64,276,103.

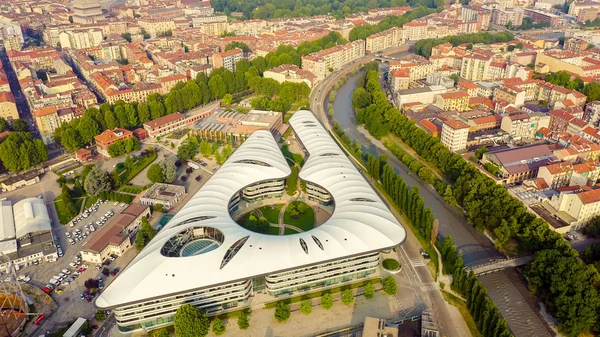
283,201,315,231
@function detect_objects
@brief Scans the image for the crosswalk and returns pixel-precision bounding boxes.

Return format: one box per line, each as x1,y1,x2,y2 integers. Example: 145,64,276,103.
420,284,438,292
409,257,426,267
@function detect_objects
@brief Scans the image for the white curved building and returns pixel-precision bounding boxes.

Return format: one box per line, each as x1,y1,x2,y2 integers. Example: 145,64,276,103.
96,111,406,333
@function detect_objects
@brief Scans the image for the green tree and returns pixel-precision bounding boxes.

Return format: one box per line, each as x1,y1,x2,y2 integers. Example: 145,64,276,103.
104,109,118,129
95,310,107,321
222,94,233,105
237,310,250,330
382,276,397,295
363,282,375,299
11,119,27,132
321,292,333,309
208,75,227,100
60,127,83,152
212,317,225,336
137,103,150,123
225,42,250,53
0,117,8,132
159,160,177,183
300,300,312,315
84,166,112,196
475,146,488,160
147,164,164,183
341,289,354,305
583,82,600,102
274,301,290,322
583,215,600,238
134,231,147,251
173,304,210,337
77,116,99,144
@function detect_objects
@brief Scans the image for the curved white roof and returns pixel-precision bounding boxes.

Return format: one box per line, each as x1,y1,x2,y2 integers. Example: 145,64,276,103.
13,198,51,238
96,112,406,309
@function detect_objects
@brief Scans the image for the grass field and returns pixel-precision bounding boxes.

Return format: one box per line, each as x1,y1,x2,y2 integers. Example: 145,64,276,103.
286,166,299,196
257,204,284,224
53,186,85,224
441,290,482,337
114,151,157,184
284,227,300,234
283,201,315,231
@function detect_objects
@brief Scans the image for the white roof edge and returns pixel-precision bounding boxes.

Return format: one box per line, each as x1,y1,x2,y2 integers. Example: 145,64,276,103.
96,112,406,309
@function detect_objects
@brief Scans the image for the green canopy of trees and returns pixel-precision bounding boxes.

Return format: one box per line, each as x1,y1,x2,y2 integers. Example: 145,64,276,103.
349,6,438,41
108,138,139,157
341,289,354,305
511,17,551,30
134,217,157,251
212,0,420,20
321,292,333,309
238,310,250,329
413,31,514,58
274,301,290,322
174,304,210,337
0,132,48,172
225,42,250,53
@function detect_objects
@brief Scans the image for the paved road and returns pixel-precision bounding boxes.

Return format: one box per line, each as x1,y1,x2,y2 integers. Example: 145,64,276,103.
95,313,116,337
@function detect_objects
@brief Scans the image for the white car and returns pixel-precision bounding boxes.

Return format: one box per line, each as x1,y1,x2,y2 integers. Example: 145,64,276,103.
114,202,119,206
90,225,95,232
62,269,71,275
65,231,71,237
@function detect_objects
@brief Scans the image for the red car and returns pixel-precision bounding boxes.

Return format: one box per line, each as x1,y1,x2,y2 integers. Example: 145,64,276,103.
33,314,45,325
78,267,87,272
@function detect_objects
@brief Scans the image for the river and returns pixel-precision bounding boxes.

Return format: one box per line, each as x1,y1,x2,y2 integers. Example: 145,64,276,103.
327,70,502,266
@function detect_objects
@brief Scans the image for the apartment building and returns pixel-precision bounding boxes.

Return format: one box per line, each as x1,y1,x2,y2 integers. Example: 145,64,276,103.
212,48,243,72
403,21,427,41
460,54,492,81
34,106,61,144
365,27,406,53
523,8,560,27
564,38,590,52
585,101,600,127
0,92,18,121
138,18,176,37
395,86,449,109
491,8,524,26
192,15,227,27
81,204,150,264
72,0,105,24
94,128,134,157
440,119,469,152
263,64,314,88
549,187,600,227
569,0,600,18
200,22,228,36
538,162,573,189
436,91,470,112
500,113,550,140
58,29,103,49
301,40,365,83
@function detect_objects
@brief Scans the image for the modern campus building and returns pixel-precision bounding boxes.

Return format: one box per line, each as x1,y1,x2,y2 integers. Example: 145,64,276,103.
96,110,407,333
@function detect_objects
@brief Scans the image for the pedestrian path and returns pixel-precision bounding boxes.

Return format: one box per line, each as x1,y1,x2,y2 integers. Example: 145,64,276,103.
420,284,438,292
409,257,426,267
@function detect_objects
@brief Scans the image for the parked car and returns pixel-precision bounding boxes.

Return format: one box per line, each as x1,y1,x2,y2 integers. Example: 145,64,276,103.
419,248,430,259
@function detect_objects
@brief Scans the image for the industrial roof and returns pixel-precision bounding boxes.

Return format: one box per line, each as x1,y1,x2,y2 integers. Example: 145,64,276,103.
13,198,51,238
96,110,406,309
0,200,15,241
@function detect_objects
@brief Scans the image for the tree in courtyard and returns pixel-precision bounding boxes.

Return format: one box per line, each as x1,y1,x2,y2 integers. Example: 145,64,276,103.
321,292,333,309
124,155,133,170
174,304,210,337
147,163,164,183
300,299,312,315
212,317,226,336
237,310,250,330
382,276,397,295
363,282,375,299
341,289,354,305
84,166,112,197
274,301,290,322
159,160,177,183
583,215,600,238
